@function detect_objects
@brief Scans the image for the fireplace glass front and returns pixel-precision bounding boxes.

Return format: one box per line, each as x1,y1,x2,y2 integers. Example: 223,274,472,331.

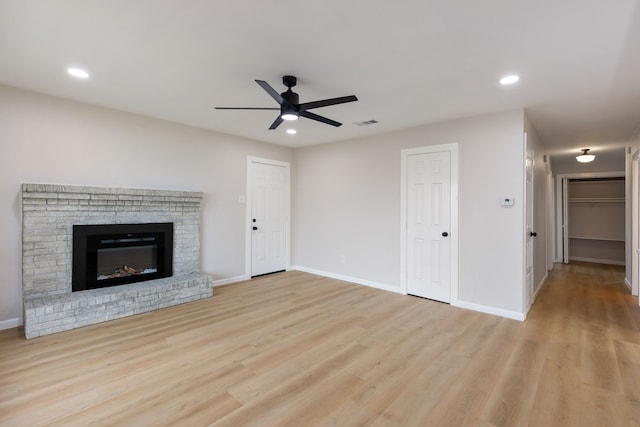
72,223,173,292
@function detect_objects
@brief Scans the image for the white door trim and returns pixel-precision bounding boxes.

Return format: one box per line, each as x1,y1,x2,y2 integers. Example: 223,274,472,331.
631,149,639,296
546,167,554,271
245,156,291,278
400,143,459,304
562,177,569,264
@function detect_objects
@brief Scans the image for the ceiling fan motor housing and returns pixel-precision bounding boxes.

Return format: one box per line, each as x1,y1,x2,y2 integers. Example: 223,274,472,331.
281,77,299,116
281,90,299,107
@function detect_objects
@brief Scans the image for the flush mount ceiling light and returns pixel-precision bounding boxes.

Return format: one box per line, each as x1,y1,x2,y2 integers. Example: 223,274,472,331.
67,67,90,79
499,75,519,85
286,129,297,135
576,148,595,163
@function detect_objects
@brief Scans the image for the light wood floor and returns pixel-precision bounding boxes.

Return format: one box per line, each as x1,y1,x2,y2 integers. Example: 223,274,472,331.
1,262,639,426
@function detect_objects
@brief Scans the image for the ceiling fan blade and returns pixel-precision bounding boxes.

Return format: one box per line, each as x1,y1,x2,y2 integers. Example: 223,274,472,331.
299,95,358,111
269,115,284,130
214,107,280,110
255,80,286,105
300,111,342,127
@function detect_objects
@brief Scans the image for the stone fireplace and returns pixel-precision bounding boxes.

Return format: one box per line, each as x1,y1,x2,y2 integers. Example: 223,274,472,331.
21,184,213,339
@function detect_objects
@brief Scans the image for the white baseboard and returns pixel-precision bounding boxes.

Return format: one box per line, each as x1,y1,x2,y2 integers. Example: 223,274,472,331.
0,317,22,330
452,300,525,321
569,256,625,266
213,275,249,287
291,266,403,294
293,266,526,321
625,277,632,290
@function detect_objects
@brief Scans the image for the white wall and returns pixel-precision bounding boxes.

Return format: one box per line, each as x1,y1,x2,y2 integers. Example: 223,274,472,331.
294,110,526,316
0,84,292,326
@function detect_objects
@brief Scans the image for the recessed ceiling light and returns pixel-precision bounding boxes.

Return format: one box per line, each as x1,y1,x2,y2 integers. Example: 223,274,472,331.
67,68,90,79
286,129,297,135
500,75,519,85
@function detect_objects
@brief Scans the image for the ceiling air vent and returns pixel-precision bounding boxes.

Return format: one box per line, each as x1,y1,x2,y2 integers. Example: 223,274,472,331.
354,119,378,126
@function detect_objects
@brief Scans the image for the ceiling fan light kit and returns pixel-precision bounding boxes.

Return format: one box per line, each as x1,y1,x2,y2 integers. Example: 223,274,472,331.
576,148,595,163
215,75,357,130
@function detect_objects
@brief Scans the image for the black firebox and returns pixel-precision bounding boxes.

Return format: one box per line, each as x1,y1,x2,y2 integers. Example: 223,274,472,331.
72,223,173,292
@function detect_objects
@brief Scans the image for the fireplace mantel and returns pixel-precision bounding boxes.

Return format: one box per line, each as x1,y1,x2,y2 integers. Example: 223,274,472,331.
21,183,213,338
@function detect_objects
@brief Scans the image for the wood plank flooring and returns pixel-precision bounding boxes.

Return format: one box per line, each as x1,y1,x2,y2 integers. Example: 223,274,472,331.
1,262,639,426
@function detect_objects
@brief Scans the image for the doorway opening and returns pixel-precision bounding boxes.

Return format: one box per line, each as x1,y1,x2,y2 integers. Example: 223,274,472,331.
558,174,625,266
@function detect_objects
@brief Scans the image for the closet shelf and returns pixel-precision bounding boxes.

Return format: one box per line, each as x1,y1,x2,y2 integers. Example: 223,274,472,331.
569,236,625,242
568,198,624,203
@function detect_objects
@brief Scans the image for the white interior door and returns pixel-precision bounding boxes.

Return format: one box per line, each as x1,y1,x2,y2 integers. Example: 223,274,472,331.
249,159,289,277
406,150,451,302
525,134,535,308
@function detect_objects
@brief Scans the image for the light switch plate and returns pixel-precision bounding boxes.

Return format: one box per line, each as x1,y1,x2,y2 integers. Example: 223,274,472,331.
502,197,515,206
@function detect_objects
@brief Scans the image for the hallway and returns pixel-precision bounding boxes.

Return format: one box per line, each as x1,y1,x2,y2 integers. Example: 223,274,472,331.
520,262,640,425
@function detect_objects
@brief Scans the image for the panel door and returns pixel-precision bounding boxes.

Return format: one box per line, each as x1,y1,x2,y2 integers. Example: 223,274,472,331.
406,151,451,302
525,134,535,308
251,162,287,276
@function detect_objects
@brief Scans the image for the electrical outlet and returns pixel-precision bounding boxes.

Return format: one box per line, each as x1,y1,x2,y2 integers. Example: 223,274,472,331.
339,255,346,264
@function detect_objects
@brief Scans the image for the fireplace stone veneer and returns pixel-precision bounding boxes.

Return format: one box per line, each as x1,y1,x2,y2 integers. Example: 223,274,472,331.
21,184,213,339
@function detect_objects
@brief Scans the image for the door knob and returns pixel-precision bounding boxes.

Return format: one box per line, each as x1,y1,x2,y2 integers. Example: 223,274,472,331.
442,232,449,237
252,226,258,230
530,231,537,237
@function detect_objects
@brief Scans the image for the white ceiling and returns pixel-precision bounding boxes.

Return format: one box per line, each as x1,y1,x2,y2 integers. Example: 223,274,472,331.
1,0,639,162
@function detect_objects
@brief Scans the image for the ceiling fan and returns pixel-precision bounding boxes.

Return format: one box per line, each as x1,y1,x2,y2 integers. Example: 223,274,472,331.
215,75,358,130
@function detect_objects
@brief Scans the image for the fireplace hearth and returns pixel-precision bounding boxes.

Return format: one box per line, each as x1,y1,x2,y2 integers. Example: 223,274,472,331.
72,223,173,292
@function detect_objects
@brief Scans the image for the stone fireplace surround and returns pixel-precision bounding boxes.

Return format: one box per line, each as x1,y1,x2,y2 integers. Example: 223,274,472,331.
21,183,213,339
